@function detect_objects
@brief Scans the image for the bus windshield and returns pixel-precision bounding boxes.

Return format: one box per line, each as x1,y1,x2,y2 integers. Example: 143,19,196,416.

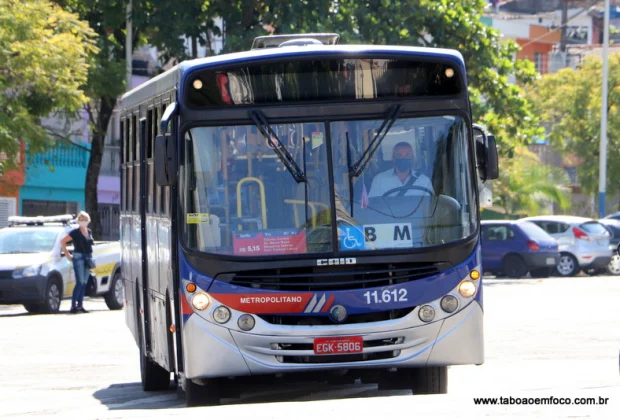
182,115,476,257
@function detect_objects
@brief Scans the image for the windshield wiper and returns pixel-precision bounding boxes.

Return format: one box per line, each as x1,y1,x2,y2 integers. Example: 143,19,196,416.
250,110,307,183
349,104,402,178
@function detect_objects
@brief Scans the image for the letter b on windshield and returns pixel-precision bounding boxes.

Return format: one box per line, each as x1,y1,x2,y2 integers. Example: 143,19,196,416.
364,227,376,242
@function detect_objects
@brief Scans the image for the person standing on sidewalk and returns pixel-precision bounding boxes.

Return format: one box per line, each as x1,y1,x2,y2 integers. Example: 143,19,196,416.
60,211,95,313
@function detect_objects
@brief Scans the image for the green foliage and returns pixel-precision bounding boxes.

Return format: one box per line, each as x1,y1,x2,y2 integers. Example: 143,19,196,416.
528,54,620,196
202,0,542,153
64,1,538,155
0,0,97,171
56,0,129,119
493,147,571,217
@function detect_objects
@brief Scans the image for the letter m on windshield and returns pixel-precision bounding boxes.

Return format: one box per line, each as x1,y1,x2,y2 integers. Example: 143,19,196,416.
394,225,411,241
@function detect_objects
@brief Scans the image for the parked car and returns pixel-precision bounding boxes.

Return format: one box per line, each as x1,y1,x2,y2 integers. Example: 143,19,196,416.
481,220,560,278
0,215,122,313
603,211,620,221
597,218,620,275
519,215,612,277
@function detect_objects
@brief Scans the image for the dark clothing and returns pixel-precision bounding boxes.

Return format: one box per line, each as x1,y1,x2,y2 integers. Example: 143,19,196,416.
68,228,94,310
69,228,94,254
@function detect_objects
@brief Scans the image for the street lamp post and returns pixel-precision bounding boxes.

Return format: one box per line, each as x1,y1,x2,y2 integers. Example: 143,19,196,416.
599,0,610,218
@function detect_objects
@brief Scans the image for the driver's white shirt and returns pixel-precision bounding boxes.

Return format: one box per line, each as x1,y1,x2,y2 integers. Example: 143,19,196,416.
368,169,434,197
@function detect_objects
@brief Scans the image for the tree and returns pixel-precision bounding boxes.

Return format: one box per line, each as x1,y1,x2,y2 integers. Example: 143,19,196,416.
147,0,221,61
527,53,620,199
212,0,542,153
57,0,212,238
56,0,143,237
493,147,571,218
53,0,542,235
0,0,96,173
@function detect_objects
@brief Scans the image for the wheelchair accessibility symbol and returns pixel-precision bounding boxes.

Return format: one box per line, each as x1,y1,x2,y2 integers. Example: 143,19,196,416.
339,227,365,250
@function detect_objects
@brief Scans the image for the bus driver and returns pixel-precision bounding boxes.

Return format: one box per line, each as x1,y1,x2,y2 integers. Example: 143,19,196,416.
368,142,434,197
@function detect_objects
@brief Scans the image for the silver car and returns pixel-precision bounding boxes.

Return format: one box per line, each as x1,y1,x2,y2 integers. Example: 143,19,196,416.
598,218,620,275
518,216,612,277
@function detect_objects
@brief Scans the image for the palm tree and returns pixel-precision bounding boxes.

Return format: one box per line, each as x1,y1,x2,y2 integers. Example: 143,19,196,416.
493,147,571,218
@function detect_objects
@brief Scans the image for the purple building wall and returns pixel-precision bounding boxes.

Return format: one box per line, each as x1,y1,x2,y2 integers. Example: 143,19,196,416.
98,175,120,205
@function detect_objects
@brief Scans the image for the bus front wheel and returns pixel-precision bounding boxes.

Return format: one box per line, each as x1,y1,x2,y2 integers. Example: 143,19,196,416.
410,366,448,395
185,378,221,407
138,307,170,391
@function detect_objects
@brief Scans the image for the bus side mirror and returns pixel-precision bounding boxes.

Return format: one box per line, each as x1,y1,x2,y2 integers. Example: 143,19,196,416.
485,135,499,180
155,134,177,186
473,126,499,182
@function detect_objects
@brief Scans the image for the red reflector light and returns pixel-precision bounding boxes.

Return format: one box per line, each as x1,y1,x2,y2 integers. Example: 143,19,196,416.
527,240,540,251
572,227,589,239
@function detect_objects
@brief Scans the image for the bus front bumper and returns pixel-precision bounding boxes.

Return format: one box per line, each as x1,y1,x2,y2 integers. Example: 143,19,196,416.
181,300,484,379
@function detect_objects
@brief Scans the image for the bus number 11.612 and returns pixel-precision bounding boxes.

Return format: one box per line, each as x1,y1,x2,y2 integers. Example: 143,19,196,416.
363,289,408,304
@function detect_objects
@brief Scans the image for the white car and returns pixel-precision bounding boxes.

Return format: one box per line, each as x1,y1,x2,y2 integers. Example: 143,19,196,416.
0,215,122,313
519,215,612,277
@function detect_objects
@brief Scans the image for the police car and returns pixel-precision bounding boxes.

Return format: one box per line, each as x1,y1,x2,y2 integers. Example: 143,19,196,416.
0,215,122,313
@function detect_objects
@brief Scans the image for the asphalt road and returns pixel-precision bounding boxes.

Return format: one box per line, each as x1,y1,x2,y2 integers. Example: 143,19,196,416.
1,276,619,419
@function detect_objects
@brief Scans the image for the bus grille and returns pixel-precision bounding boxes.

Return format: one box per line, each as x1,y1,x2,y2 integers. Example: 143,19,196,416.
223,262,440,292
274,337,403,364
280,351,398,364
258,307,415,326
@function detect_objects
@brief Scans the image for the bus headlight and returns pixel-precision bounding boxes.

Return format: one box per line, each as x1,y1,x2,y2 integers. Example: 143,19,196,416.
418,305,435,322
238,314,256,331
191,292,210,311
458,280,477,298
440,295,459,313
212,306,231,324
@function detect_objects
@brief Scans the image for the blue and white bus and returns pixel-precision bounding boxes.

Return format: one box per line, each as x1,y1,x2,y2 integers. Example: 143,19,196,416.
120,33,498,406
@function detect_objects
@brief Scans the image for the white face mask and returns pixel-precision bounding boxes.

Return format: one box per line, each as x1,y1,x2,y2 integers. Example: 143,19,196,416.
79,221,89,228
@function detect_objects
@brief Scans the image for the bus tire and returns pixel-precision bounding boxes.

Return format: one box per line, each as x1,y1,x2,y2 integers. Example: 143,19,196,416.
104,271,124,310
140,342,170,391
411,366,447,395
139,314,170,391
185,378,221,407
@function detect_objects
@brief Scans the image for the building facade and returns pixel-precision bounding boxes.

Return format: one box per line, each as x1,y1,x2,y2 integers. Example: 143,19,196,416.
19,144,90,217
483,1,620,217
98,49,160,240
0,145,25,227
98,34,224,239
18,111,90,219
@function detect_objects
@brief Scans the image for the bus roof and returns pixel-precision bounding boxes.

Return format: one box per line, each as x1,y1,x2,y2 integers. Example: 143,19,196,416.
121,44,465,110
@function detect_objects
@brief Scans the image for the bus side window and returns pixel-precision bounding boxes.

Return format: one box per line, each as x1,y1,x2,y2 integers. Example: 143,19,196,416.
120,118,126,212
132,114,140,213
157,103,166,215
146,108,154,214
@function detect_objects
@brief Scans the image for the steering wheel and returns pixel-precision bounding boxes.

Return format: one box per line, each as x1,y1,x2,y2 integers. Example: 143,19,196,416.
382,185,434,197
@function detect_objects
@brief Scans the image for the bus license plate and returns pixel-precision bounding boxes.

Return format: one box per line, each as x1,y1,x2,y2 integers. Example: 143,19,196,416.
313,336,363,355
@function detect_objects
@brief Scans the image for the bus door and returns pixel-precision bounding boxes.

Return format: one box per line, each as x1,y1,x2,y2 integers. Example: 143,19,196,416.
143,105,175,372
